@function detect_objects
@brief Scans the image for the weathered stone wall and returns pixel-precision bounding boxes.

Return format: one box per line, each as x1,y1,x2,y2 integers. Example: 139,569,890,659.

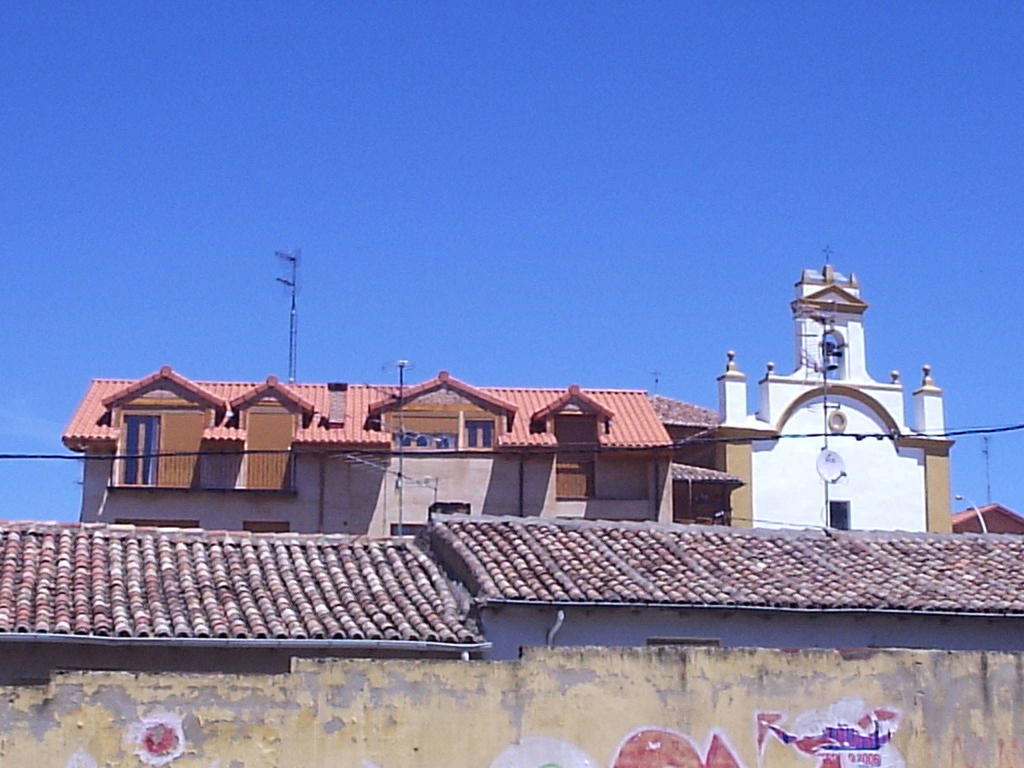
1,646,1020,768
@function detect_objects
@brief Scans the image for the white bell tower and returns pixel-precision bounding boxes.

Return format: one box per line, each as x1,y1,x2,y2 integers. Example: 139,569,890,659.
791,265,871,383
716,265,953,533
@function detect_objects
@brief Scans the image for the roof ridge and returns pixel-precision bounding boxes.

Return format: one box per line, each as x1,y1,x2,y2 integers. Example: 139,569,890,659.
429,513,1000,544
0,519,411,546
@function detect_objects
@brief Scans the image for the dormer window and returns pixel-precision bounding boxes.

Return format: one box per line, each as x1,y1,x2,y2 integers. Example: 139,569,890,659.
367,371,514,452
465,420,494,448
123,415,160,485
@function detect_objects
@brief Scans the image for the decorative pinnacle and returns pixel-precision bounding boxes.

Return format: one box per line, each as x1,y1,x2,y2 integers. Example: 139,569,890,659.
725,350,738,372
890,370,900,384
921,364,934,387
765,361,776,374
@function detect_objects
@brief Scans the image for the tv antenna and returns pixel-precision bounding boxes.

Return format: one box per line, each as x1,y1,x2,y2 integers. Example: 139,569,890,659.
391,359,412,536
649,370,662,393
983,436,992,504
275,249,300,383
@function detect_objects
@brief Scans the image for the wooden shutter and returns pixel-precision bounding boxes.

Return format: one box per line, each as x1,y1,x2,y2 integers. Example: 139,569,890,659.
158,411,205,488
245,411,295,489
556,456,595,499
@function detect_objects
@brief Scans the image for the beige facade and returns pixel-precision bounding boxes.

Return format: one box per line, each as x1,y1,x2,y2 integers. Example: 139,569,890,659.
0,645,1020,767
70,369,674,533
81,449,672,534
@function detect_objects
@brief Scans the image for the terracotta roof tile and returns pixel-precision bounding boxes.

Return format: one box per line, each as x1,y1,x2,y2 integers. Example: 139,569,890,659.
429,515,1024,615
671,463,743,484
648,395,719,428
66,378,671,450
0,521,481,644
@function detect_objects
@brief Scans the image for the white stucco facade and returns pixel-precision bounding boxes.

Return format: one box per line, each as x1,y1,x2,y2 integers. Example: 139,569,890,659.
718,266,952,532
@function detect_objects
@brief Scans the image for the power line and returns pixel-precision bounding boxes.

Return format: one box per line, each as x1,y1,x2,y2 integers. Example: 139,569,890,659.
6,419,1024,464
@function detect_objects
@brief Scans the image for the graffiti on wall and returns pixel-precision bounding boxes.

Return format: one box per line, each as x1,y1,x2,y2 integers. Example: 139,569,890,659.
757,699,904,768
126,712,186,766
480,700,898,768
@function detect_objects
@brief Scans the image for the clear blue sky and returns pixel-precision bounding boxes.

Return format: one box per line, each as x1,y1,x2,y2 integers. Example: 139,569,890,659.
2,2,1022,521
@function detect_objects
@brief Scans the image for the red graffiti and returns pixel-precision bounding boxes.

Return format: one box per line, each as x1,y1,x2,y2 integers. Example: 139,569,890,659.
611,728,742,768
142,723,180,757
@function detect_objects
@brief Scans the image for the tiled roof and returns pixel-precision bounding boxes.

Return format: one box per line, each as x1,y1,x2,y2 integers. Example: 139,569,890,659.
953,504,1024,534
647,394,719,428
428,515,1024,614
368,371,518,420
0,521,482,644
670,463,742,484
65,376,671,450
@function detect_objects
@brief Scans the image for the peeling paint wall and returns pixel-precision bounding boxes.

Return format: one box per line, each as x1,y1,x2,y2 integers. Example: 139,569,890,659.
1,646,1022,768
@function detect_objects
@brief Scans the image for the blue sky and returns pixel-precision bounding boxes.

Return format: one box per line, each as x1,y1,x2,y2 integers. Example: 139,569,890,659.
1,2,1022,520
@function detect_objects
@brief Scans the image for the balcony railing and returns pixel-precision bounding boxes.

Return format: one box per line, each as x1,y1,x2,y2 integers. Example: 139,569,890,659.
110,452,296,492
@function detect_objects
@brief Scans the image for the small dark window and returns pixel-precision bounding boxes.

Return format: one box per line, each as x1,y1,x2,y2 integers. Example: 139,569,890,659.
465,420,493,448
123,415,160,485
829,501,850,530
243,521,290,533
646,637,721,647
389,523,427,536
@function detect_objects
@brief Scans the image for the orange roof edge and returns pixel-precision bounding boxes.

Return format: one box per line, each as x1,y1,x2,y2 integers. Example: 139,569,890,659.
100,366,228,410
367,370,519,418
531,384,616,422
229,376,316,414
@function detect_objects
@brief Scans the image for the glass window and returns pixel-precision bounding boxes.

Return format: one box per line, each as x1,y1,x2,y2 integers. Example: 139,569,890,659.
123,415,160,485
829,501,850,530
396,431,457,450
465,420,493,448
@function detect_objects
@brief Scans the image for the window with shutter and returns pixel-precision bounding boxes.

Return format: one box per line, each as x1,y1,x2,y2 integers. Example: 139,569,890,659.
556,457,595,500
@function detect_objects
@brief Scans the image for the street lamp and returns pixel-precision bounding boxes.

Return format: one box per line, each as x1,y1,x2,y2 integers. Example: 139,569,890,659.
954,494,989,534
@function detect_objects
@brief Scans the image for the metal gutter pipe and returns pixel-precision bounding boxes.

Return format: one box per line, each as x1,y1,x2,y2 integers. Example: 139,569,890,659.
0,633,490,654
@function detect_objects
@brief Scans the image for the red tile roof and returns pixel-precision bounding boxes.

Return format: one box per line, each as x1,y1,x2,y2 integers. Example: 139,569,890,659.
530,385,616,422
101,366,227,410
229,376,316,414
647,394,719,428
65,374,671,450
367,371,518,422
953,504,1024,534
429,515,1024,614
0,521,482,644
670,463,742,484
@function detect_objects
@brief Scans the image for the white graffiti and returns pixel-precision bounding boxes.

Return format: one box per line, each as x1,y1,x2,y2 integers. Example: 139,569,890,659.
65,751,98,768
490,736,599,768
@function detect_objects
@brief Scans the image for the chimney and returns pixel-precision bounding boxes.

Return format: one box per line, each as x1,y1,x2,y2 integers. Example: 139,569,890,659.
327,383,348,426
717,351,748,426
912,365,944,434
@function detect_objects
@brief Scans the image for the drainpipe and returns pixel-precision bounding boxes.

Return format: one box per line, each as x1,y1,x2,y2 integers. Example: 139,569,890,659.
546,609,566,646
317,454,326,532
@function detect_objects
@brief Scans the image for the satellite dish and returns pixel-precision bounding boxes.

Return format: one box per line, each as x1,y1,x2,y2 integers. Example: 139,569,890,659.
816,449,847,483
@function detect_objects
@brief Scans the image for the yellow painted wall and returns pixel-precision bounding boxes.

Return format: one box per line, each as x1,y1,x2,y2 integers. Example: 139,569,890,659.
1,646,1021,768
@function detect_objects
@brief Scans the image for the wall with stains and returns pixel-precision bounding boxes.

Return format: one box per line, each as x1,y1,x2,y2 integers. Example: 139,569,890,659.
0,646,1021,768
479,604,1024,659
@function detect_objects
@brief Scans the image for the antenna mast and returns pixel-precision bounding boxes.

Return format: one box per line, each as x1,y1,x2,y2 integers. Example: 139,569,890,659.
983,436,992,505
396,359,410,536
275,250,300,383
